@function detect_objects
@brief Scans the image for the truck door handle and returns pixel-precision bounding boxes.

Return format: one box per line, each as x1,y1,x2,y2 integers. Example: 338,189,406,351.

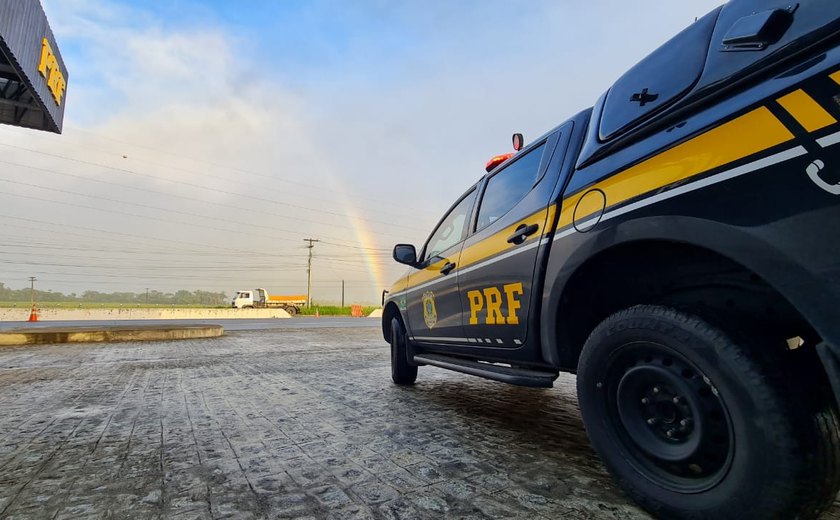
440,261,456,275
507,223,539,245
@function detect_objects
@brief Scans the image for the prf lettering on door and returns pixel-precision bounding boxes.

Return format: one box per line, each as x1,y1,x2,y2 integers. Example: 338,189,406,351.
467,283,523,325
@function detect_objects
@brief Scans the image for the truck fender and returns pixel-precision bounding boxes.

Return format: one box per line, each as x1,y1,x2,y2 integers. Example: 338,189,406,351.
540,215,835,365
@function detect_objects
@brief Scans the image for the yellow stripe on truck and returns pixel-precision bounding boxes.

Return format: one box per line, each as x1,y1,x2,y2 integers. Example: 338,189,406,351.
403,256,456,290
559,107,795,227
458,205,554,267
830,70,840,85
777,89,837,132
397,204,557,293
389,277,409,295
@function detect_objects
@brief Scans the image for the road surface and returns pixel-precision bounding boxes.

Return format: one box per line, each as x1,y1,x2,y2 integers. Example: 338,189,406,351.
0,316,380,332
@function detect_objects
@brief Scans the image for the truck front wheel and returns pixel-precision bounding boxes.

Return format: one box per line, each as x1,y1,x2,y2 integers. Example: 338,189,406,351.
577,305,840,519
390,317,417,385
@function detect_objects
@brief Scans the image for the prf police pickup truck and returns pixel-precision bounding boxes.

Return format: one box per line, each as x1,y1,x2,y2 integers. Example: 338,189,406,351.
382,1,840,518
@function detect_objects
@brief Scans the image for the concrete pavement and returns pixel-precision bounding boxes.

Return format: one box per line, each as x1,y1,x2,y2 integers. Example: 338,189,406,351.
0,326,653,519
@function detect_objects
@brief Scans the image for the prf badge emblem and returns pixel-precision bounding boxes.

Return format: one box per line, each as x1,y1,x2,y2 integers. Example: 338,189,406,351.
422,291,437,329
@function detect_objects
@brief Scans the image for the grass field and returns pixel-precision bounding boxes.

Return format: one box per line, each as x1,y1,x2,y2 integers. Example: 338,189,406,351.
297,305,380,316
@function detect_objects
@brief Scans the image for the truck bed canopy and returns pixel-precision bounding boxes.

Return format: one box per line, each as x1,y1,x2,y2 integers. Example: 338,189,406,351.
579,0,840,166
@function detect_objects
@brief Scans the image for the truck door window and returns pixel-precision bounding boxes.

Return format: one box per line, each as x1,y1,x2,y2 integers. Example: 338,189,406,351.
423,188,477,262
476,143,546,231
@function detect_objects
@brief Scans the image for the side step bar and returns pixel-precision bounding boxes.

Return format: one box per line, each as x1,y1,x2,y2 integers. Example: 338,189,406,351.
413,353,558,388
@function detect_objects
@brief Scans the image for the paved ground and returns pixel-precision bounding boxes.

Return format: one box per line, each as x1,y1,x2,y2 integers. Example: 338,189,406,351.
0,327,836,520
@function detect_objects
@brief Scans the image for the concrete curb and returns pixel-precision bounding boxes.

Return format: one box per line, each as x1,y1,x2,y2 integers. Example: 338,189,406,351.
0,324,224,346
0,308,290,321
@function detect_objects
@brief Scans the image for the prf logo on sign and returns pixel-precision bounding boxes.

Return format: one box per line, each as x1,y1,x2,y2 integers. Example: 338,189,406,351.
37,38,66,106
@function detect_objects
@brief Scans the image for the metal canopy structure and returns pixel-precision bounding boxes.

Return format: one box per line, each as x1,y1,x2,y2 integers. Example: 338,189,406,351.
0,0,67,133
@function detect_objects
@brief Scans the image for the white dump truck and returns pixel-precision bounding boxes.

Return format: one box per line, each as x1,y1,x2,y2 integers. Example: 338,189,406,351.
231,288,306,314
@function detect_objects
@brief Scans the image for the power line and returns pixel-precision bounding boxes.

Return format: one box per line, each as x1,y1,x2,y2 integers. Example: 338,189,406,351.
0,141,429,233
0,214,398,267
0,273,375,287
0,157,422,239
0,249,311,264
0,259,310,271
0,213,248,254
0,238,311,263
0,224,308,257
0,191,402,258
0,239,313,258
0,266,309,281
0,177,405,247
319,241,391,252
60,125,437,219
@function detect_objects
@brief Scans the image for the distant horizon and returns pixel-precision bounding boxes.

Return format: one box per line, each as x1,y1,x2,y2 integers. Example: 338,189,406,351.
0,280,383,306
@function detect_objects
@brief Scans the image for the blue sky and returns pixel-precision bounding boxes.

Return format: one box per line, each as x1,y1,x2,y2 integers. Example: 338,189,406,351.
1,0,723,301
49,0,723,123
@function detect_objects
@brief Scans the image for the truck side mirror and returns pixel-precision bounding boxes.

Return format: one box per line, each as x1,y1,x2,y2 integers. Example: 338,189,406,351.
393,244,418,267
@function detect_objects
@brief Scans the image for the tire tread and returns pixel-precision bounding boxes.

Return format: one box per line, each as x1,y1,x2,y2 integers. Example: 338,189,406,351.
578,305,840,520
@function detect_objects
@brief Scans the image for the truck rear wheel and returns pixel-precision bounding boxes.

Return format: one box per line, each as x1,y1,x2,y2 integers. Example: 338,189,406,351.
576,305,840,519
390,317,417,385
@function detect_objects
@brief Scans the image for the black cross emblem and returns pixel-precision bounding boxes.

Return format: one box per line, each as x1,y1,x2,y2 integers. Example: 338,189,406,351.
630,88,659,106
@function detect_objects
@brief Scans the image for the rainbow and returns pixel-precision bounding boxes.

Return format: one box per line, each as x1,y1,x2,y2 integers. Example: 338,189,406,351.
344,205,387,294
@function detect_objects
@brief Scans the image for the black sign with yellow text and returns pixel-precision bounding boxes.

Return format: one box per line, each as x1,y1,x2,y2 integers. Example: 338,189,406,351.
0,0,68,133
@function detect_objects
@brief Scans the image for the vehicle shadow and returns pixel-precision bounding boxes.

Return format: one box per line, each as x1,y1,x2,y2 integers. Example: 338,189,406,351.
400,373,608,475
399,373,840,518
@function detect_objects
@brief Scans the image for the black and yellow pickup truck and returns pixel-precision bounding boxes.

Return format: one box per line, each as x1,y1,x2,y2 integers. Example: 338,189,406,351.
382,1,840,518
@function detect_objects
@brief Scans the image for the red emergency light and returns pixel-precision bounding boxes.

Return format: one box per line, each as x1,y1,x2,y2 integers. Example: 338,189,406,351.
484,133,525,172
485,152,514,173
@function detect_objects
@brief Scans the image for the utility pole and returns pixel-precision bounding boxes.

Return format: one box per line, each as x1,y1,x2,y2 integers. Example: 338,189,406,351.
303,238,320,307
341,280,345,308
28,276,36,308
